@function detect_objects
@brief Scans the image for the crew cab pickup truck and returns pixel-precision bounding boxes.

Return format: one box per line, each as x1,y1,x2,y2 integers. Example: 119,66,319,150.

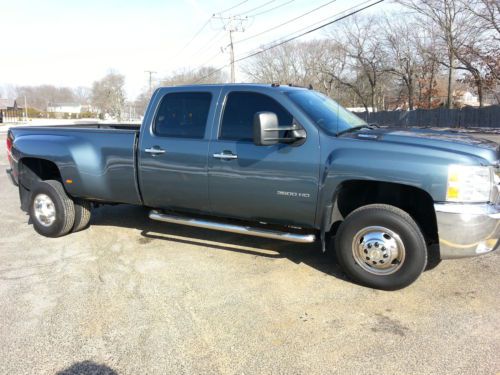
6,84,500,289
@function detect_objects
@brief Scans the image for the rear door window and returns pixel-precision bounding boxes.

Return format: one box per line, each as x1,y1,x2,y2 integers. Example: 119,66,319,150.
154,92,212,138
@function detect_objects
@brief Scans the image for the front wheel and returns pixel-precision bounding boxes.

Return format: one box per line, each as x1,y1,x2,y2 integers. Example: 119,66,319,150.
335,204,427,290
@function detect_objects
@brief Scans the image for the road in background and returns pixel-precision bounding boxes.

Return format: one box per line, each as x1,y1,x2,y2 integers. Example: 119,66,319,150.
0,132,499,375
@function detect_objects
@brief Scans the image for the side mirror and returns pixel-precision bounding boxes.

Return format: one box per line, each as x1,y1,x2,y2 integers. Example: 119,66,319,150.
253,112,279,146
253,111,306,146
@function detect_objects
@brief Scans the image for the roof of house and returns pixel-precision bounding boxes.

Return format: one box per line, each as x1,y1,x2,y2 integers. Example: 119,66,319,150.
0,99,18,110
47,102,82,107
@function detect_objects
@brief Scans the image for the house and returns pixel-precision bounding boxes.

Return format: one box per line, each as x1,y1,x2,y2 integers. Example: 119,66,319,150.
346,107,376,113
454,90,480,107
0,99,23,122
47,102,82,114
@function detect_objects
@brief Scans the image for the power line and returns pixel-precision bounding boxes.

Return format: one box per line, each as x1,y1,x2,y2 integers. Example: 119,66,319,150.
179,18,213,53
193,0,385,83
239,0,277,15
199,49,225,67
235,0,338,46
191,0,324,75
212,15,249,83
186,30,226,61
241,0,375,57
219,0,249,14
238,0,384,59
176,0,250,57
247,0,296,17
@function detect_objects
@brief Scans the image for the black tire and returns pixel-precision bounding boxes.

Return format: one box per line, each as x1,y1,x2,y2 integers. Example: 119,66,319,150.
72,199,92,232
335,204,427,290
29,180,75,238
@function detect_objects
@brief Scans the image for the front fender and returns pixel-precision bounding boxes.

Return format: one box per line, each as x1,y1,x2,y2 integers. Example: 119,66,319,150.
315,136,482,227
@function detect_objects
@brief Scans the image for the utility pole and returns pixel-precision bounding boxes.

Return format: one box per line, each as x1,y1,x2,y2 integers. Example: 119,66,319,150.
24,95,28,122
212,14,248,83
144,70,157,97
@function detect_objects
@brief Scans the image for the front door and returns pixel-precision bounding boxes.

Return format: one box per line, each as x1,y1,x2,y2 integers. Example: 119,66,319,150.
208,90,320,227
138,88,219,213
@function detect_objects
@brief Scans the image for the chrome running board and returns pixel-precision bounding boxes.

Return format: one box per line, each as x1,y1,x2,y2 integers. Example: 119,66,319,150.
149,210,316,243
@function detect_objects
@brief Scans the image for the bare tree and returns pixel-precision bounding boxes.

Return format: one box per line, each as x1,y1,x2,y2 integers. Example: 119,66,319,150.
16,85,77,111
161,66,227,86
382,17,424,110
91,72,126,120
398,0,478,108
243,42,313,86
453,0,500,105
461,0,500,38
325,15,388,111
73,86,91,106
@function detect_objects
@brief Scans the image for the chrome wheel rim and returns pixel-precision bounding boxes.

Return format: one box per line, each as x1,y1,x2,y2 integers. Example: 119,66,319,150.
33,194,56,227
352,226,405,275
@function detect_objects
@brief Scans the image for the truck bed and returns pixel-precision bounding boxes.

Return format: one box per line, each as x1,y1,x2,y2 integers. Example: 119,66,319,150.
9,125,142,205
26,123,142,131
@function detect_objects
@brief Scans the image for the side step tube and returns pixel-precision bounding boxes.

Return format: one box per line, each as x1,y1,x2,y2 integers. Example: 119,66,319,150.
149,210,316,243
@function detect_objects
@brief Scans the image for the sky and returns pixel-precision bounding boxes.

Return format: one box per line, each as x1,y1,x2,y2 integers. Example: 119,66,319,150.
0,0,388,100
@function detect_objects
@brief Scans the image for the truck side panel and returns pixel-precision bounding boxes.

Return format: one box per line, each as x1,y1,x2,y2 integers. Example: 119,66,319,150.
11,127,142,205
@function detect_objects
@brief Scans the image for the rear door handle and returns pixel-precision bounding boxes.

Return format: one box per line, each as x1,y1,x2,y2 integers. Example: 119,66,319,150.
213,152,238,160
145,147,166,155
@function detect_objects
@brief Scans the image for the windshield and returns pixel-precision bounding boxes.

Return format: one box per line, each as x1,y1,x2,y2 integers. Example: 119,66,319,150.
287,90,367,135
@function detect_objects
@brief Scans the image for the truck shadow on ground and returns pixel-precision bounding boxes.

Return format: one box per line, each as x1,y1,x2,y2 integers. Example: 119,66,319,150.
56,360,117,375
89,204,440,284
90,204,350,282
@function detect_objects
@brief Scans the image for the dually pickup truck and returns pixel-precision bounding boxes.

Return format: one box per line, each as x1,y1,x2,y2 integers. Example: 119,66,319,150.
6,84,500,289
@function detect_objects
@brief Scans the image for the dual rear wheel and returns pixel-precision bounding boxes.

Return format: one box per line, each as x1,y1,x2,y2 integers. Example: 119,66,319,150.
29,180,92,237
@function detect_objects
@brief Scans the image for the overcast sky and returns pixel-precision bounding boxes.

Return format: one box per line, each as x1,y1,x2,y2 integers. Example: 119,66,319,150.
0,0,386,99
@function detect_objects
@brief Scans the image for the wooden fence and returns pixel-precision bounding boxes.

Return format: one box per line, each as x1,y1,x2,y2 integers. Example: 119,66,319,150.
354,105,500,128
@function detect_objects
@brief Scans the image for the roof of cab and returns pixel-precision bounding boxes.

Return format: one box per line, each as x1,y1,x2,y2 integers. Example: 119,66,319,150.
156,83,310,92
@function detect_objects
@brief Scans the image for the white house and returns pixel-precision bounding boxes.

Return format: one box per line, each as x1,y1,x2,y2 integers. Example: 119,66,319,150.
47,102,82,114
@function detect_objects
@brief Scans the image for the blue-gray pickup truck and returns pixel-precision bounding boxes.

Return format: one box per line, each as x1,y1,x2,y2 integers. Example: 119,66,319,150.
6,84,500,289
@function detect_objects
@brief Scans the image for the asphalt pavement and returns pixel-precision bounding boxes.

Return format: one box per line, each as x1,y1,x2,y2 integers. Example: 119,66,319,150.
0,132,499,375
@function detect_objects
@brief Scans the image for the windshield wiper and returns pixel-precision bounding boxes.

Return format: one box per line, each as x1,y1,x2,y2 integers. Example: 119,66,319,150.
336,124,375,136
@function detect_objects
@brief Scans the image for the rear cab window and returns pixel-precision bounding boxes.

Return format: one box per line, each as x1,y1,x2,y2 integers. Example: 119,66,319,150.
154,92,212,138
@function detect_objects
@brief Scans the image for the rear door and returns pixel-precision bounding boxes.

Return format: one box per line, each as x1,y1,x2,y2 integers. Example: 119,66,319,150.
138,87,221,213
208,88,320,227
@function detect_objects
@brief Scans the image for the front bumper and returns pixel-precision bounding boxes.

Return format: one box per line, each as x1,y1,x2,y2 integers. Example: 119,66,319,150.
435,203,500,259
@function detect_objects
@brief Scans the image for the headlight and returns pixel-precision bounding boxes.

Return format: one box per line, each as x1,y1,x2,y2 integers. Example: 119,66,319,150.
446,164,493,202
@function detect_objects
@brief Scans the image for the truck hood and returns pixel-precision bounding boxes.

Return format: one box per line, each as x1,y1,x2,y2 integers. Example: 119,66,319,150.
344,128,499,165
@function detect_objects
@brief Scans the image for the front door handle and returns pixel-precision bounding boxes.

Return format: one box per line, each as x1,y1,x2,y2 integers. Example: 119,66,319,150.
213,151,238,160
145,147,166,155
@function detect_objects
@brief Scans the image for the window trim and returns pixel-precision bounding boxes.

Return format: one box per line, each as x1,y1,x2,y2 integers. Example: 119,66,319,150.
153,91,213,139
218,91,295,142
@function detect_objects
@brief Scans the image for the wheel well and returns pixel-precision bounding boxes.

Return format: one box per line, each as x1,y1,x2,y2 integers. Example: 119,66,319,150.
333,180,438,244
19,158,62,189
